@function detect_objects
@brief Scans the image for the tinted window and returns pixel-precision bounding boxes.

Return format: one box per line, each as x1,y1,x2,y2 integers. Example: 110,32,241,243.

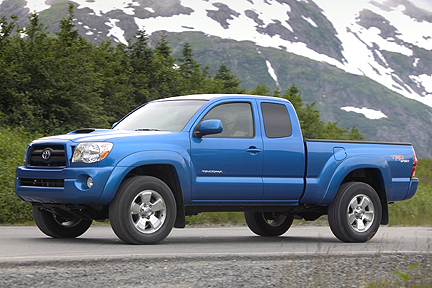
261,102,292,138
200,102,254,138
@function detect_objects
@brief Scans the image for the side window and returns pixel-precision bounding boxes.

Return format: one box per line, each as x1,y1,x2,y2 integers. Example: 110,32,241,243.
261,102,292,138
200,102,254,138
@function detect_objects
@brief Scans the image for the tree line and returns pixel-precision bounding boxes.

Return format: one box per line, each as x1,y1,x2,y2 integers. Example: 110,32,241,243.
0,3,362,140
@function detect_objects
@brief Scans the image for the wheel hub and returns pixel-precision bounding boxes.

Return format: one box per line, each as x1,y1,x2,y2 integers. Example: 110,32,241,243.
139,204,154,217
354,206,365,219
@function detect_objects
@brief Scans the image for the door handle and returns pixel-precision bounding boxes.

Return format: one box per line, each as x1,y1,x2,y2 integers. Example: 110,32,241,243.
246,146,262,154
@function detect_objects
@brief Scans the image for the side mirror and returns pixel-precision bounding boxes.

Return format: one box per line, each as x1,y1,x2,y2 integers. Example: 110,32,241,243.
194,119,223,138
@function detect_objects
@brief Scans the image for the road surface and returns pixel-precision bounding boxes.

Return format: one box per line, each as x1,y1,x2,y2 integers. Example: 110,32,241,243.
0,225,431,262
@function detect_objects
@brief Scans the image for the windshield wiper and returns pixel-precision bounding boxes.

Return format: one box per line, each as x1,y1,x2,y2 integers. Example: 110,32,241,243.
135,128,160,131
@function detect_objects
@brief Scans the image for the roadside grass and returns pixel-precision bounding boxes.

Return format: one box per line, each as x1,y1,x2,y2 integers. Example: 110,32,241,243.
186,212,246,226
388,158,432,226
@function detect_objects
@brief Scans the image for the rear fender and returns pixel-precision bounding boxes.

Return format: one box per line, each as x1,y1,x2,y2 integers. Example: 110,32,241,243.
319,155,392,206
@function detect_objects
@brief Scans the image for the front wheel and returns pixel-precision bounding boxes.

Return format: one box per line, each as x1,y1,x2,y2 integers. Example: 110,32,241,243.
328,182,382,243
244,211,294,236
109,176,176,244
32,206,92,238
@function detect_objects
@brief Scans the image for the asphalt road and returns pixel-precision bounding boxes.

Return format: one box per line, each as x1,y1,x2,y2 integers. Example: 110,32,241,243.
0,225,431,263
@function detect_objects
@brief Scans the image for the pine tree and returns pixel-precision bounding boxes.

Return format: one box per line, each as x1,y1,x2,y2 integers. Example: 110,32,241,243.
128,29,153,104
177,42,205,94
214,64,246,94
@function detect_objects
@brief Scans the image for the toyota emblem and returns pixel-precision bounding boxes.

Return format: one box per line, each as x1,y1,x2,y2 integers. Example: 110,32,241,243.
42,149,52,160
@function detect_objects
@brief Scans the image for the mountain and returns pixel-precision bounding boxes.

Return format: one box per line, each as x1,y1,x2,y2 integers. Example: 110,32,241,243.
1,0,432,157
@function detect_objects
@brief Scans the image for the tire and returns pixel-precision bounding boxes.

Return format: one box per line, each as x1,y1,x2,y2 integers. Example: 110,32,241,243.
244,211,294,236
32,206,92,238
328,182,382,243
109,176,176,244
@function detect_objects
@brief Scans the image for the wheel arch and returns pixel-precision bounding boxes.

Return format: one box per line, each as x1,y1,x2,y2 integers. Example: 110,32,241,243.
97,151,190,228
122,164,186,228
340,168,389,225
320,156,392,225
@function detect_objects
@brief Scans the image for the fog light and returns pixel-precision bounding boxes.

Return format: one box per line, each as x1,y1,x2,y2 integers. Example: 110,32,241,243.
86,177,94,188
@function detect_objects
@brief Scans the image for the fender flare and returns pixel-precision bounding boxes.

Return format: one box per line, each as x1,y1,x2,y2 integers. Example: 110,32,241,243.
95,150,191,205
318,155,392,206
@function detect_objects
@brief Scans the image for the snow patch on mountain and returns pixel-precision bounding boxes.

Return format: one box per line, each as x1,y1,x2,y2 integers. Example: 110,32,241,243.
411,0,432,11
302,16,318,27
265,60,280,88
410,74,432,94
24,0,50,13
341,107,388,119
72,0,139,16
106,19,127,44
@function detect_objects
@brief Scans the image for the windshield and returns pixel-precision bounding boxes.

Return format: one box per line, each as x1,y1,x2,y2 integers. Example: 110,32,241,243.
113,100,207,132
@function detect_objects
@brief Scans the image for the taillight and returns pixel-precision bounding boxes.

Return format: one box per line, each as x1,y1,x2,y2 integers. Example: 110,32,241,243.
411,152,418,178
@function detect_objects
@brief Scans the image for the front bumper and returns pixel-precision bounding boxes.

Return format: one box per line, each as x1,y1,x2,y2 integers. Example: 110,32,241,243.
15,166,114,204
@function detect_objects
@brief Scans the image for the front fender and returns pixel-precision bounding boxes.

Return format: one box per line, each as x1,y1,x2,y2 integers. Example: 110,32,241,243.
319,155,392,206
95,150,191,205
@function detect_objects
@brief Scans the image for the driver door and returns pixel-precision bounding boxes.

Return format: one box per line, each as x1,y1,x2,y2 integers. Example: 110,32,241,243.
190,101,263,201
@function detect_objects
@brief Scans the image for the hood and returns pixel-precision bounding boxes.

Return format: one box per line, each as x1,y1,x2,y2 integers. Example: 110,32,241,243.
33,129,174,144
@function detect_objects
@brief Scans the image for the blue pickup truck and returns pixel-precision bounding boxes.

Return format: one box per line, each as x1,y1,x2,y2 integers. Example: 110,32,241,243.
16,94,419,244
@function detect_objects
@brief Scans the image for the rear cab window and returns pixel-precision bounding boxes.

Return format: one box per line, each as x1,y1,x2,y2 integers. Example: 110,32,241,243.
261,102,292,138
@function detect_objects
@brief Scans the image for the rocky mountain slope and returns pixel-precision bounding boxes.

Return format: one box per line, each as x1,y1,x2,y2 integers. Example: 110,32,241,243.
1,0,431,157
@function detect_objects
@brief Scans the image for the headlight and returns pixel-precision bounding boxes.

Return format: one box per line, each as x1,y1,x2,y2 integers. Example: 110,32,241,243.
72,142,113,164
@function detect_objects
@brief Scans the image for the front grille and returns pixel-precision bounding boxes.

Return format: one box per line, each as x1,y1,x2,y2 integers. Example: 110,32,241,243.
29,145,66,167
20,178,64,187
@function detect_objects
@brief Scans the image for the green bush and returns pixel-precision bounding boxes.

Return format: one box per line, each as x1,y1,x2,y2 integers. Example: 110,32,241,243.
0,127,38,223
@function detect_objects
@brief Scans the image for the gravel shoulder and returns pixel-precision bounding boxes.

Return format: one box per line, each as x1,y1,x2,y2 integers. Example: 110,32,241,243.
1,253,432,287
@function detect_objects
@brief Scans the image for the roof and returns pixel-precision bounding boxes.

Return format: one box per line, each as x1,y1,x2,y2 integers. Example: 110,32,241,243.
155,94,289,102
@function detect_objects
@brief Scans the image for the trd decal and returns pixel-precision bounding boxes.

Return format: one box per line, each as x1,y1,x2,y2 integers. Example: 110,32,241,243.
391,155,410,163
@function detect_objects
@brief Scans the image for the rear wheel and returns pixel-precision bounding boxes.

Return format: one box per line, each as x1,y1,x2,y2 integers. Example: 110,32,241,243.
109,176,176,244
32,206,92,238
328,182,382,243
244,211,294,236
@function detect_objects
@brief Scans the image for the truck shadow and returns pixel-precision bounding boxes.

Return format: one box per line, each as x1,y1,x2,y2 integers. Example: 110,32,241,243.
29,234,341,246
164,235,341,245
